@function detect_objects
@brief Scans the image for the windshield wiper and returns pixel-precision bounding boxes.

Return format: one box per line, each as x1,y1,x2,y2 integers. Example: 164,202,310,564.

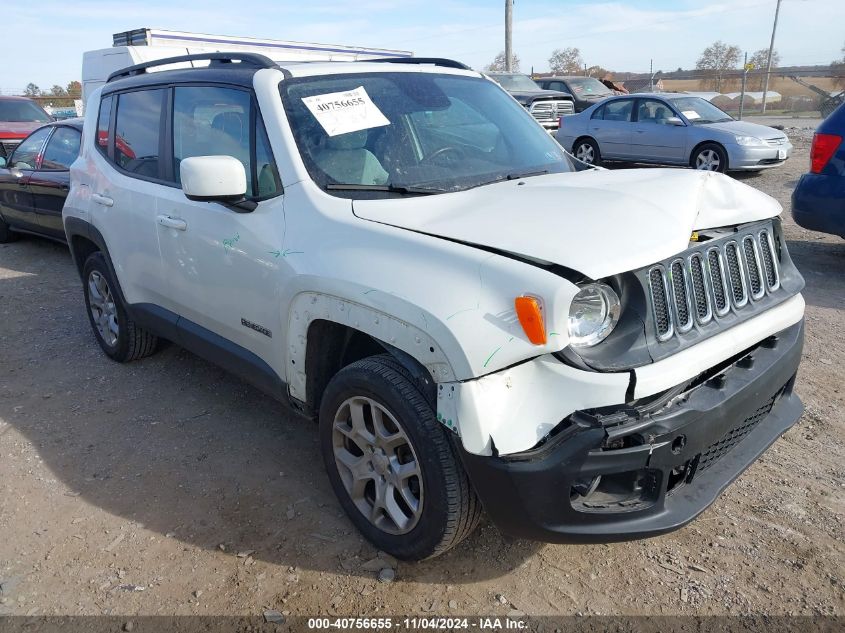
325,183,444,195
506,169,549,180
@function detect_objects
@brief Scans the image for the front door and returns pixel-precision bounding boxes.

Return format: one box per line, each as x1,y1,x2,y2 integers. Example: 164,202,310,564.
154,85,287,364
630,99,688,163
0,126,51,231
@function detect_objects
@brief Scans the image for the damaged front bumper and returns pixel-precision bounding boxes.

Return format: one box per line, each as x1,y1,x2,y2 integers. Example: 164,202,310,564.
458,320,804,543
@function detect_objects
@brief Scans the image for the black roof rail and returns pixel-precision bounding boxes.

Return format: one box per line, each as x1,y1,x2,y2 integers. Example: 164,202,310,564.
366,57,472,71
107,52,278,83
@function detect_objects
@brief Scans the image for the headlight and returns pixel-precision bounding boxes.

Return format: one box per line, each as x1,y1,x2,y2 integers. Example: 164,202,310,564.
736,135,764,146
567,282,621,348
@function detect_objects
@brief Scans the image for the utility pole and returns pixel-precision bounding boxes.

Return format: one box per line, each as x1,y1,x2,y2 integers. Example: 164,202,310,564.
505,0,513,72
761,0,782,113
650,59,654,92
739,52,749,120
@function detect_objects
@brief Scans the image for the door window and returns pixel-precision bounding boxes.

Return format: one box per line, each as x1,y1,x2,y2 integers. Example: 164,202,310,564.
9,127,51,170
41,127,82,170
636,99,675,125
173,85,281,199
601,99,633,122
114,89,165,179
96,95,112,157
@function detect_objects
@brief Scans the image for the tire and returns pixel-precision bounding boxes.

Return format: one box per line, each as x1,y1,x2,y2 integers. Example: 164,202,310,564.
0,216,19,243
319,354,481,560
572,137,601,166
691,142,728,173
82,251,158,362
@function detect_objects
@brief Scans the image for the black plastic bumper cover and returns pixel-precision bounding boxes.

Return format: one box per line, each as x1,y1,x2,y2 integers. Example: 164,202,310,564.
460,320,804,543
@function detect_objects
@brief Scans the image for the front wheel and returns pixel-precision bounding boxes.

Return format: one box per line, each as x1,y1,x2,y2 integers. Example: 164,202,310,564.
573,137,601,166
319,354,481,560
691,143,728,173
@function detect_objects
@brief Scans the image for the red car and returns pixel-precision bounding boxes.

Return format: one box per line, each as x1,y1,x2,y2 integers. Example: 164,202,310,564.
0,96,53,160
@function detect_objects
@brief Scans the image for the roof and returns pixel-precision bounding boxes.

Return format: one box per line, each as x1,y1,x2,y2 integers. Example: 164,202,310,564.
282,60,480,79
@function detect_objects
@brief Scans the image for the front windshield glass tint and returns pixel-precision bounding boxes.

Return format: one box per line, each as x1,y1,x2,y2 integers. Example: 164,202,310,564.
0,100,51,123
280,72,572,197
490,74,542,91
671,97,733,124
566,78,612,96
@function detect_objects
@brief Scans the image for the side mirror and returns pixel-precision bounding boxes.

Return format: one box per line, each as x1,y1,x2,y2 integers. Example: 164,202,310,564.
180,156,256,212
0,157,6,168
666,116,685,126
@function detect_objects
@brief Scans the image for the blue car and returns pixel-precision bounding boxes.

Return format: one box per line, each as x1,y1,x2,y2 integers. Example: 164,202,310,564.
791,103,845,238
556,93,792,173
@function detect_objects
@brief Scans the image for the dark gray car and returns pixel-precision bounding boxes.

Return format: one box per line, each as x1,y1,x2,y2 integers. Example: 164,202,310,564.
486,72,575,131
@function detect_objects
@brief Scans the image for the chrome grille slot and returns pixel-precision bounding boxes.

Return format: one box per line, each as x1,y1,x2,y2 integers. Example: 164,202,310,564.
742,236,764,300
706,248,730,316
688,253,712,324
724,241,748,307
759,230,780,291
670,259,693,332
529,99,574,122
648,266,673,341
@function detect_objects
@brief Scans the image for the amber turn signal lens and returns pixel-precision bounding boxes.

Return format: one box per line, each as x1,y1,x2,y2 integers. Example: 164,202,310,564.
514,296,547,345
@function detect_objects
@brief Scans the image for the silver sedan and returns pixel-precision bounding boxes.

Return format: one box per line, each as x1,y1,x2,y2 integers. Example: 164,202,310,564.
556,93,792,173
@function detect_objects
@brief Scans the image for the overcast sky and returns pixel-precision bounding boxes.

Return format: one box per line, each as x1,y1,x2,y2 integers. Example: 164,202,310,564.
3,0,842,93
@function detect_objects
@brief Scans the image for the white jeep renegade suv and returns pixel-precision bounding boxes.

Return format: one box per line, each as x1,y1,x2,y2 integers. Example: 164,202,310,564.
63,53,806,560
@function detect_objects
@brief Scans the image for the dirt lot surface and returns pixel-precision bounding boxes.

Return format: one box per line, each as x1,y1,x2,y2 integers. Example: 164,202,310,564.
1,137,843,623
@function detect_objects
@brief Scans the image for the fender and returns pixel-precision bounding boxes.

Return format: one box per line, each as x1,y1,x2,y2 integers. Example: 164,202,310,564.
286,291,456,404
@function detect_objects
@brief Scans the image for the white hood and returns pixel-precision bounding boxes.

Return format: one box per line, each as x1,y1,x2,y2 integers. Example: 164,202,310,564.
353,168,781,279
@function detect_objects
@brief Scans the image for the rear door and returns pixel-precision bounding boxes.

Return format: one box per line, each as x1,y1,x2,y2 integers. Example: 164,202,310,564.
588,98,634,159
0,126,51,231
29,125,82,238
629,98,688,163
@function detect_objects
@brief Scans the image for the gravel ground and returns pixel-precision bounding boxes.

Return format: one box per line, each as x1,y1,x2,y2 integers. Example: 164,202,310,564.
0,136,842,622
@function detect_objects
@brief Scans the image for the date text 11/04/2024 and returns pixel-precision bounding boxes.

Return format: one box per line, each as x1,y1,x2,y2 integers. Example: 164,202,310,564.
306,617,527,630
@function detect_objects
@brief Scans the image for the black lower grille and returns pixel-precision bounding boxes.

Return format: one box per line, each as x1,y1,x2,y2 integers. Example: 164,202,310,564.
698,393,777,472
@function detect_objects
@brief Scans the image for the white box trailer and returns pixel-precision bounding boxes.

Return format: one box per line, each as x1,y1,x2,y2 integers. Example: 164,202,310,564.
82,28,413,103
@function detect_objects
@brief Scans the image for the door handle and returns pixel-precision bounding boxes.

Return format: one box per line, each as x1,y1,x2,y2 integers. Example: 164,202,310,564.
156,214,188,231
92,193,113,207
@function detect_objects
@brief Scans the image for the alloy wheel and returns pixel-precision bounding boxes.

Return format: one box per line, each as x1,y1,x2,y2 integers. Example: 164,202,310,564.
332,396,423,535
87,271,119,347
575,143,595,164
695,149,721,171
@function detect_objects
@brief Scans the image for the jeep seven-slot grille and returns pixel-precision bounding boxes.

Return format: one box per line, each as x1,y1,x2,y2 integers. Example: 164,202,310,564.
648,227,781,342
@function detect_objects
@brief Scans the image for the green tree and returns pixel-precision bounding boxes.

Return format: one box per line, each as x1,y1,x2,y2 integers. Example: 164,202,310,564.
66,80,82,97
695,41,741,92
485,51,520,72
23,83,41,97
549,47,583,75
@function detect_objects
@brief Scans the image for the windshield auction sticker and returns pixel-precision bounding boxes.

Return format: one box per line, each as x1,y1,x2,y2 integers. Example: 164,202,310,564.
302,86,390,137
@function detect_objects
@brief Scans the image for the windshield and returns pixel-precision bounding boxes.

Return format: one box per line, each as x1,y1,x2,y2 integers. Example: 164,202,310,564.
671,97,733,124
0,100,51,123
565,77,612,96
487,73,542,92
280,72,573,198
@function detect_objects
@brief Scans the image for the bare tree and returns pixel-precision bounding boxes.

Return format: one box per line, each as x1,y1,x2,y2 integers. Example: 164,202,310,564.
832,42,845,90
23,83,41,97
749,48,780,90
485,51,521,72
549,47,583,75
695,41,741,92
586,65,610,79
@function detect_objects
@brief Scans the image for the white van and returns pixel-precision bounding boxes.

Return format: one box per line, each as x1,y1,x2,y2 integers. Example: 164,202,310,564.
81,28,412,103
